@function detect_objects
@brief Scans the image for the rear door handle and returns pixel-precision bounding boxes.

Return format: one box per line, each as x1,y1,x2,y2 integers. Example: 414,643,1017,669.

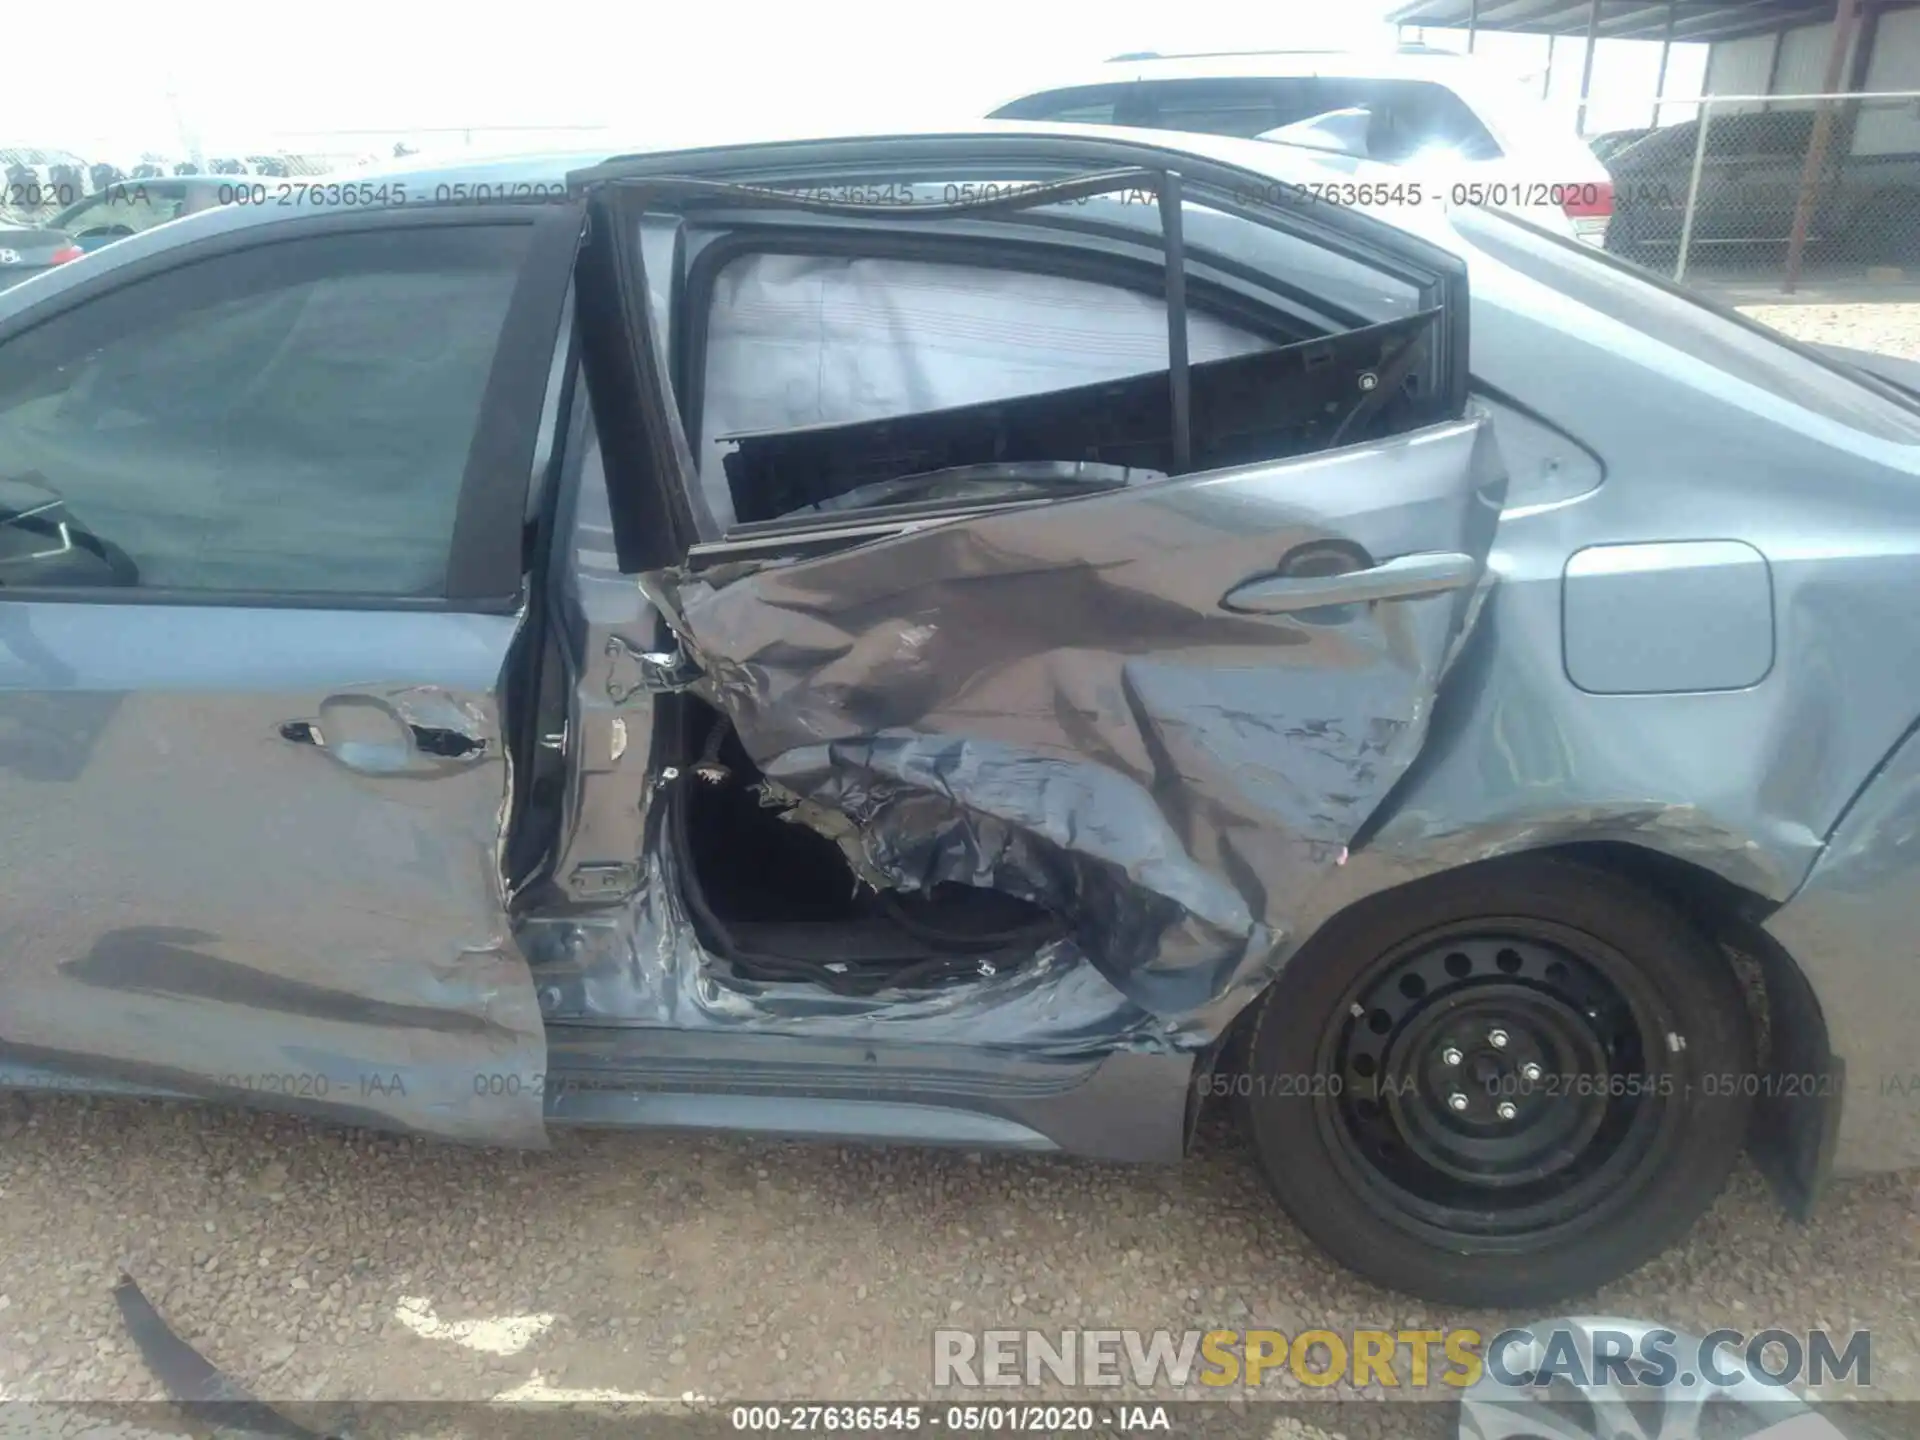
1221,551,1478,615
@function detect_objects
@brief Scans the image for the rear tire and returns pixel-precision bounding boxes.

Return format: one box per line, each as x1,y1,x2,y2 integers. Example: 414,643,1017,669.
1241,856,1753,1306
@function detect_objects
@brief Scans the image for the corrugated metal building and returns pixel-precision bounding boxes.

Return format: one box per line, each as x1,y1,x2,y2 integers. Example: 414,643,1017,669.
1389,0,1920,146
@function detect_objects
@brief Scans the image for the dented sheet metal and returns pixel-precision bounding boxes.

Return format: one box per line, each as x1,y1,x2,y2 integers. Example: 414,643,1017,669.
521,427,1155,1050
1767,719,1920,1176
526,215,1491,1046
0,603,549,1144
524,847,1156,1050
636,418,1506,1035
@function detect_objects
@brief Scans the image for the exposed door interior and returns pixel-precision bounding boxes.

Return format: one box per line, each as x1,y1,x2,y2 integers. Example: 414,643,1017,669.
564,153,1491,1008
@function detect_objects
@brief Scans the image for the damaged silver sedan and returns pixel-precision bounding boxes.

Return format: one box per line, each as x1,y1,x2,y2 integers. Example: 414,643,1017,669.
3,125,1919,1307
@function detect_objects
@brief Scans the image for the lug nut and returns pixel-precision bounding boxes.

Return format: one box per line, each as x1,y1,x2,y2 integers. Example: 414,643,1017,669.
1522,1062,1542,1082
1441,1046,1463,1067
1447,1092,1469,1112
1496,1101,1518,1121
1488,1028,1510,1048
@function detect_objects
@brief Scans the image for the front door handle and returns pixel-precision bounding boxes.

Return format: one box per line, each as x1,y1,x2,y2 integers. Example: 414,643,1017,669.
278,692,491,776
1221,551,1477,615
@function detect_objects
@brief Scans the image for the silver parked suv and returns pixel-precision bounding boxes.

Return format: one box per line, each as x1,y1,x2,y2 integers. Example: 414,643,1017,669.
989,46,1616,244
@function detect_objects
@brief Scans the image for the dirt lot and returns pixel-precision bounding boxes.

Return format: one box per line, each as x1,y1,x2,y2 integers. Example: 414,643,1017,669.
1743,302,1920,359
0,303,1916,1436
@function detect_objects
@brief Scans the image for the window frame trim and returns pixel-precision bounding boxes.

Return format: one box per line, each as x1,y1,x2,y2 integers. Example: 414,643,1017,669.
570,133,1469,391
0,202,581,613
570,135,1471,570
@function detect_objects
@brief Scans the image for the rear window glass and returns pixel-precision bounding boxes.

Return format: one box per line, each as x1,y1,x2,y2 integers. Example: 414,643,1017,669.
1452,206,1920,443
992,77,1504,162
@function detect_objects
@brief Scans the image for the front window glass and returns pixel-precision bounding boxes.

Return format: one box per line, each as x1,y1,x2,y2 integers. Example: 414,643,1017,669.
0,226,532,594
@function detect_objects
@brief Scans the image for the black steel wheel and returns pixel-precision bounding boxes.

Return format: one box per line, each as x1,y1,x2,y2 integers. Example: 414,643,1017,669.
1241,856,1754,1306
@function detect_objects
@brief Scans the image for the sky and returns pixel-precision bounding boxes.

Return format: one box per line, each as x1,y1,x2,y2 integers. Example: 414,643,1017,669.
5,0,1707,162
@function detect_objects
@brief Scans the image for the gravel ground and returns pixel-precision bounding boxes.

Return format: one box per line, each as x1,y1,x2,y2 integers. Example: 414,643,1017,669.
1745,302,1920,360
0,1099,1915,1414
0,302,1915,1439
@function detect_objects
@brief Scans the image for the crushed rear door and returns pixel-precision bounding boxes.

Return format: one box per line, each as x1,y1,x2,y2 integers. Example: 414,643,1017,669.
570,140,1502,1026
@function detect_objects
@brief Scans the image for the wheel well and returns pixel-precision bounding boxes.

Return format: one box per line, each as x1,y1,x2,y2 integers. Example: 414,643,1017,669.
1210,841,1839,1216
1545,843,1840,1218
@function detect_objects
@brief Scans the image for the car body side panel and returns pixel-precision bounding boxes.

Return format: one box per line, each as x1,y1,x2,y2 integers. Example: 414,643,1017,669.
0,605,548,1143
1309,238,1920,889
1259,245,1920,1180
1765,721,1920,1176
1812,342,1920,398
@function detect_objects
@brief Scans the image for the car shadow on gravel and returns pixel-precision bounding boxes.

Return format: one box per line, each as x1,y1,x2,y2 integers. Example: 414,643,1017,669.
0,1091,1913,1410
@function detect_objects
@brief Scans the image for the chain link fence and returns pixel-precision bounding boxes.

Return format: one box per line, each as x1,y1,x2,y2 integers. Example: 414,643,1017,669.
1596,90,1920,290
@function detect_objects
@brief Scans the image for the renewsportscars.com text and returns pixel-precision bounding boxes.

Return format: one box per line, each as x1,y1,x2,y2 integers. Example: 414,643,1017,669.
932,1325,1871,1391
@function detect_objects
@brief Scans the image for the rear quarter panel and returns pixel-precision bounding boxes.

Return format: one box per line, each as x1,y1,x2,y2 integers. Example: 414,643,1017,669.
1298,237,1920,1180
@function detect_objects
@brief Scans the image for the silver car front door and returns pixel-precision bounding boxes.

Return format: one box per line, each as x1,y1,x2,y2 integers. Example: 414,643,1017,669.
0,202,580,1142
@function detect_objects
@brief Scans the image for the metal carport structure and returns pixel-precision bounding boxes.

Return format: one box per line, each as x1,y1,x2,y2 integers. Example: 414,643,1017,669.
1389,0,1920,289
1388,0,1911,130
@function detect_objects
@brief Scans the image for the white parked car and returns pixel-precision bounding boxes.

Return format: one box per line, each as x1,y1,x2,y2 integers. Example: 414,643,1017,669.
988,46,1613,245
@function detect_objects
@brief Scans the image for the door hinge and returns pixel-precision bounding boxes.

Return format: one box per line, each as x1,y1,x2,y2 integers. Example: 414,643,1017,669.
604,634,702,703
